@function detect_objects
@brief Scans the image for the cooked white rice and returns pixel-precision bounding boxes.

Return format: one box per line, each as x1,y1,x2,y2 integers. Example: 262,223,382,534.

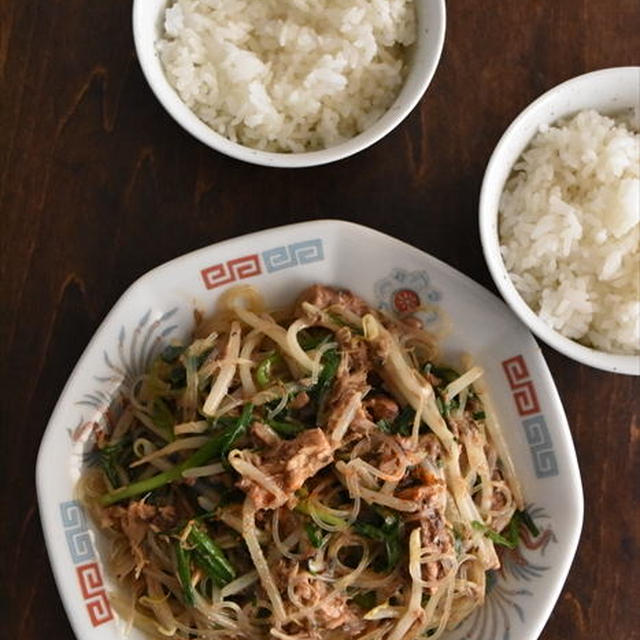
158,0,416,152
499,109,640,355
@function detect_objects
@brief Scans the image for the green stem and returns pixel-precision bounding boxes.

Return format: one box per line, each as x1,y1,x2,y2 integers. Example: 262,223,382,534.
174,540,195,606
471,520,517,549
100,404,253,506
189,525,236,586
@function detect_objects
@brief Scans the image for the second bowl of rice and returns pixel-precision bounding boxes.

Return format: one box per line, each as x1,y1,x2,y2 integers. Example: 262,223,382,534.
133,0,446,167
479,67,640,375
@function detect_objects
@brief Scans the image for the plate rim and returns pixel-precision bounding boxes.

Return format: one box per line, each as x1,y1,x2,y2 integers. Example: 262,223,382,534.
36,218,584,640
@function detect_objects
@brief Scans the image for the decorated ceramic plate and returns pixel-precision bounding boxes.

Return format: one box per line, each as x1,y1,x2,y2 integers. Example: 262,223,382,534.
36,220,583,640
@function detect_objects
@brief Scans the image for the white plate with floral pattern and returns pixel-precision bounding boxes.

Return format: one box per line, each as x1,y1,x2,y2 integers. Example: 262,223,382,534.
36,220,583,640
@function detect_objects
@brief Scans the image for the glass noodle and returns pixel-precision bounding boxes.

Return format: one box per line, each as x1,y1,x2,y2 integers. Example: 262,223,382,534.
79,284,531,640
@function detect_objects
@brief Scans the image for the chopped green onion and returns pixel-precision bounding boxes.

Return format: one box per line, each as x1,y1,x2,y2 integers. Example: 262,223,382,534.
174,540,195,605
100,404,253,506
255,352,281,388
188,524,236,587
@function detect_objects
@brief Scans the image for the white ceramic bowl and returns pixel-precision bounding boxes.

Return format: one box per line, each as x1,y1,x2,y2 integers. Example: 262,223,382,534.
37,220,583,640
132,0,446,168
479,67,640,376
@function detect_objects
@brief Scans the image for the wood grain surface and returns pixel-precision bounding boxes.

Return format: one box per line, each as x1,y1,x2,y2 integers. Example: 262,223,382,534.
1,1,639,638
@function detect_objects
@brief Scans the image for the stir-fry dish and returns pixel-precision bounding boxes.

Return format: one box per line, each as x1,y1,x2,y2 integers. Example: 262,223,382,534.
82,284,536,640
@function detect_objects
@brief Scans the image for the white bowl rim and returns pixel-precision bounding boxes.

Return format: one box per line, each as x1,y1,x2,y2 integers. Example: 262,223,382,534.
131,0,446,168
479,66,640,376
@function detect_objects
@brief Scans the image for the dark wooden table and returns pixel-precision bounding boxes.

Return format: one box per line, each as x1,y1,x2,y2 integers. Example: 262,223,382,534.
2,1,639,638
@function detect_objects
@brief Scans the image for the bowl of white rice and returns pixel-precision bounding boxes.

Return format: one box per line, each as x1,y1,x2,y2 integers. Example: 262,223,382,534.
479,67,640,375
132,0,445,167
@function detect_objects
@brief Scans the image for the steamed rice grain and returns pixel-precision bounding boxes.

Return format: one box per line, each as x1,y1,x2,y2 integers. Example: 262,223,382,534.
499,109,640,355
158,0,416,152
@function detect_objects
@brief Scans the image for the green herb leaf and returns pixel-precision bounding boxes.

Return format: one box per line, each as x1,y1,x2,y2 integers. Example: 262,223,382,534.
354,513,401,571
471,520,517,549
376,405,417,436
472,411,486,420
393,405,416,436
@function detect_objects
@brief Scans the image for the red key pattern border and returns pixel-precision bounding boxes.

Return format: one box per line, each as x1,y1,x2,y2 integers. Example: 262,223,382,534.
199,239,325,290
76,563,114,626
59,500,115,627
502,355,541,416
201,254,262,290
